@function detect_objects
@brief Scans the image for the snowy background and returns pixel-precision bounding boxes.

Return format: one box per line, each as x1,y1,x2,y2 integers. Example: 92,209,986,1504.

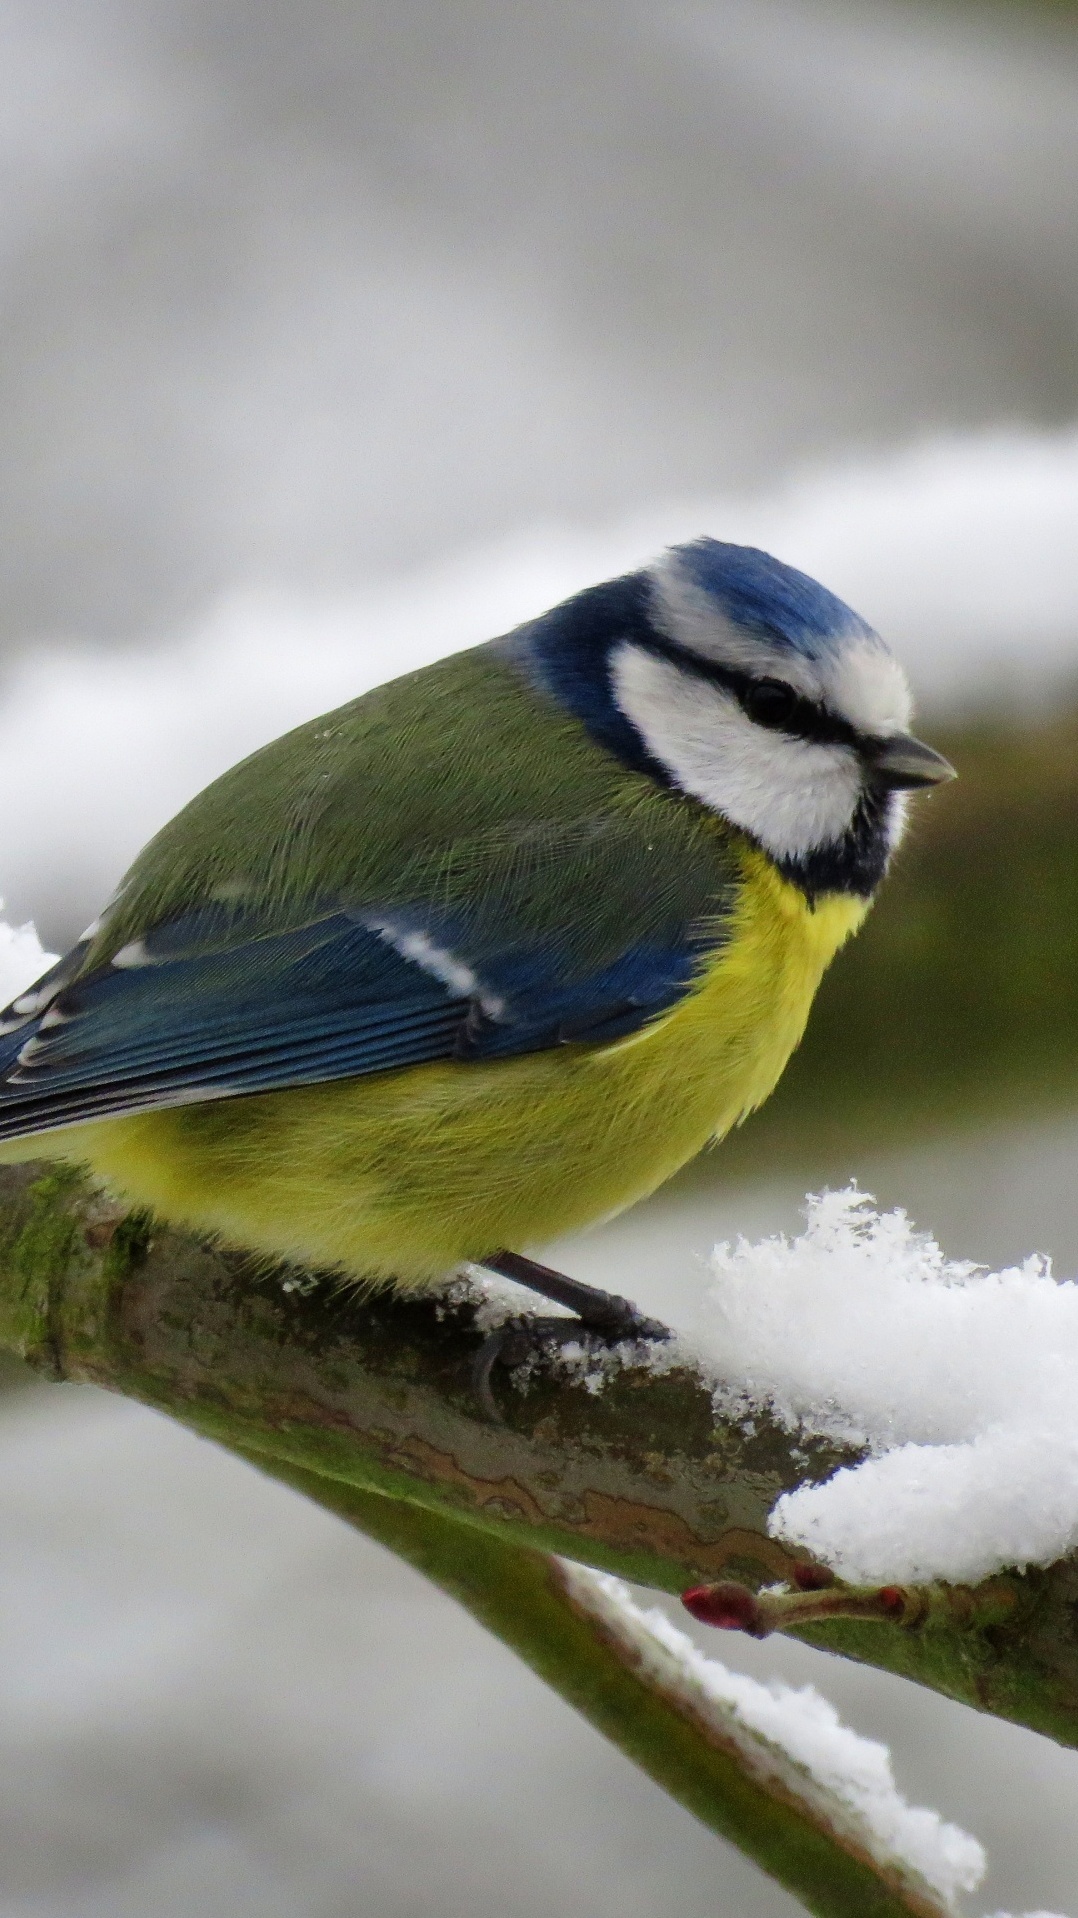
3,0,1078,1912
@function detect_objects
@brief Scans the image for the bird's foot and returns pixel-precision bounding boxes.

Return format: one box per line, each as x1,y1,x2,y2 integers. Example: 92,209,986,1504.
470,1249,670,1421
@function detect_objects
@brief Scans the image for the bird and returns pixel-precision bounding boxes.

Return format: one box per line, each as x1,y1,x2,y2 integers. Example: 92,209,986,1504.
0,539,952,1398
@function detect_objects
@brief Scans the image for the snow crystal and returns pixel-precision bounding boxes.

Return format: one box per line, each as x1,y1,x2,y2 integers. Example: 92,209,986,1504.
691,1187,1078,1585
560,1561,985,1905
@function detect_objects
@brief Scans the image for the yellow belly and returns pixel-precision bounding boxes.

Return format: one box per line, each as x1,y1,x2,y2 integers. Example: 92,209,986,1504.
23,851,866,1285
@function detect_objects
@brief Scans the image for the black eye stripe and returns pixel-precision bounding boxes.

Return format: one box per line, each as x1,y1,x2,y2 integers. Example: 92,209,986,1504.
633,633,862,751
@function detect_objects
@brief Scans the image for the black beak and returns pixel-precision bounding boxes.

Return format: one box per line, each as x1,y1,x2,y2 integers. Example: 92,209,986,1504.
869,733,956,791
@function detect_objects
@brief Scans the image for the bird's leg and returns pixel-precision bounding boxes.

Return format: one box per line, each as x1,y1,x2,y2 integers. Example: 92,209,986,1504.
470,1248,671,1421
482,1249,669,1337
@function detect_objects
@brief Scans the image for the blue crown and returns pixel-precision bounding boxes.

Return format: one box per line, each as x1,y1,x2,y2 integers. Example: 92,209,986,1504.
674,539,874,659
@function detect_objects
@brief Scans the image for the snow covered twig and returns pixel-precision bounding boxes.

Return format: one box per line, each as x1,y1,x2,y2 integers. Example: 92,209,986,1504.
257,1456,979,1918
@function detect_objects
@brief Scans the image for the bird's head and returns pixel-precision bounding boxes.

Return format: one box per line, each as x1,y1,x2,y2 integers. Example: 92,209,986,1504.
517,538,954,898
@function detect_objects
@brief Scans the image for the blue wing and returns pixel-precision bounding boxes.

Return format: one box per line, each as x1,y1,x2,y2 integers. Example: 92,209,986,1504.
0,895,716,1141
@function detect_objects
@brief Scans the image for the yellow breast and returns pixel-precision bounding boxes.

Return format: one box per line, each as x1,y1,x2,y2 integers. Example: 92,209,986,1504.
59,847,867,1286
609,847,868,1151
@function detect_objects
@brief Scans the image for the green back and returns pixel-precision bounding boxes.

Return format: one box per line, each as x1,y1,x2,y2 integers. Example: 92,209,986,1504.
91,645,740,973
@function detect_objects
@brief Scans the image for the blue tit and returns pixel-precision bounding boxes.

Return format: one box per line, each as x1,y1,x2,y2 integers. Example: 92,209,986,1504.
0,539,952,1359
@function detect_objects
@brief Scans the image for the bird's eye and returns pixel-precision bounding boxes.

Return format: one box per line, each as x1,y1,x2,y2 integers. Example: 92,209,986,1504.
743,678,799,730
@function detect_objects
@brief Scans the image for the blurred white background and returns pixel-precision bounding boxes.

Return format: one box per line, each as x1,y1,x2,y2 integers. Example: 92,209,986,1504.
4,0,1078,659
2,1,1078,1912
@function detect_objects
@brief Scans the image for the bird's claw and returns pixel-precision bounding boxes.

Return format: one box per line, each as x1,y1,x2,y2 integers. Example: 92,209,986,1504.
584,1293,670,1344
470,1299,671,1423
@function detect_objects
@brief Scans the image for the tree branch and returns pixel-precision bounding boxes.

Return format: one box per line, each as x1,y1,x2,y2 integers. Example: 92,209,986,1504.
3,1160,1077,1753
257,1461,956,1918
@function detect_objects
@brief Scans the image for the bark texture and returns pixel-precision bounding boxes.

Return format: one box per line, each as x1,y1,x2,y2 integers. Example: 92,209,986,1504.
2,1159,1077,1752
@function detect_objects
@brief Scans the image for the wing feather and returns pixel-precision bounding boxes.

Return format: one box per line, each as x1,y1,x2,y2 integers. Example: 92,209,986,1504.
0,654,740,1140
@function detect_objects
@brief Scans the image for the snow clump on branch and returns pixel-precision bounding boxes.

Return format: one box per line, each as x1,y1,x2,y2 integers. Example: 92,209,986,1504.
698,1187,1078,1586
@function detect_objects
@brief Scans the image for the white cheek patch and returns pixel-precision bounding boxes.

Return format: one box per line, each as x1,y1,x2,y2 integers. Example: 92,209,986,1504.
610,643,864,864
